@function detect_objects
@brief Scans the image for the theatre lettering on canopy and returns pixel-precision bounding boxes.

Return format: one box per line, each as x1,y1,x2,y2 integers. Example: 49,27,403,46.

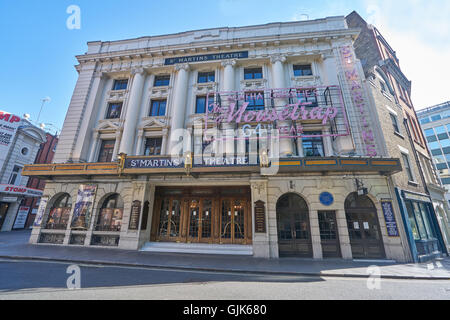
25,16,437,262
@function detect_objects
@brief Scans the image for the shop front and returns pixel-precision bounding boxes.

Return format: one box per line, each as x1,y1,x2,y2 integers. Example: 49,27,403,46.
396,189,447,262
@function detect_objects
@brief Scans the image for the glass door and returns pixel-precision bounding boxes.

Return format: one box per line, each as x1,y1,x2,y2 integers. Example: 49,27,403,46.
318,211,341,258
156,198,182,242
187,198,214,243
0,203,9,230
220,198,248,244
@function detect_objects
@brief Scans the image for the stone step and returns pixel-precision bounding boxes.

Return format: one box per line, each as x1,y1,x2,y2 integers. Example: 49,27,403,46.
140,242,253,256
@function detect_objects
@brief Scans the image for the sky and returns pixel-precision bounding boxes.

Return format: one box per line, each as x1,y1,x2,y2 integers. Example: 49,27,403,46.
0,0,449,133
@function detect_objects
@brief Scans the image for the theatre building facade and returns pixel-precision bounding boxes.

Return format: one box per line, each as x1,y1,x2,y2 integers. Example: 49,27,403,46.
25,17,421,261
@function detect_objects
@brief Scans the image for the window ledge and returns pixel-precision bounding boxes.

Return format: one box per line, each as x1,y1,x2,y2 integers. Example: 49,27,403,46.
408,181,419,187
394,131,405,139
381,91,393,101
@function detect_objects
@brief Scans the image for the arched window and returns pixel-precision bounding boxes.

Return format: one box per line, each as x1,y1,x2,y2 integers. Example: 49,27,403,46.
95,194,124,231
46,193,72,230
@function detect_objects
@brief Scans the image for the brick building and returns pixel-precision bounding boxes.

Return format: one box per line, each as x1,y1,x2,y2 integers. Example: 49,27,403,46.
346,11,450,261
20,132,58,229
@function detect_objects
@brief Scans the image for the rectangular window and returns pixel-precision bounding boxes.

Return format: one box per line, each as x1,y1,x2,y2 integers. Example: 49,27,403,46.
9,165,22,185
401,153,414,181
154,75,170,87
195,96,215,114
302,132,324,157
197,71,215,83
420,117,430,125
293,64,313,77
244,68,263,80
150,100,167,117
106,102,122,119
390,113,400,133
245,92,265,111
405,202,420,240
144,137,162,156
98,140,115,163
112,79,128,91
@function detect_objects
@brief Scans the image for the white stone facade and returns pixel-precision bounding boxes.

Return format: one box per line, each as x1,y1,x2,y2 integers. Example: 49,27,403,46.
28,17,414,262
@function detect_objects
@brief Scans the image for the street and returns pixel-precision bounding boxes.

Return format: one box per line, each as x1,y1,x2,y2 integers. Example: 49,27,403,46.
0,259,449,300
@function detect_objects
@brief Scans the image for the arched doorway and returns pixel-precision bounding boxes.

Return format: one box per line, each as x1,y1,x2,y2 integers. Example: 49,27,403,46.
345,193,385,259
276,193,312,257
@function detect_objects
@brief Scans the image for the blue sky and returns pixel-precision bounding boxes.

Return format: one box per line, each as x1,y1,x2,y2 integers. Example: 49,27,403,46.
1,0,449,133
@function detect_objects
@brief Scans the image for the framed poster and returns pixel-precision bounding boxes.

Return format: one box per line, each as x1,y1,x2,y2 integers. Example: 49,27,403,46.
13,206,29,229
381,200,399,237
33,197,48,227
71,185,97,229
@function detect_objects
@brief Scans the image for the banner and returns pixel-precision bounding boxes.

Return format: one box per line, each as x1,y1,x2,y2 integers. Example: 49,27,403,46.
33,196,48,227
71,185,97,229
13,206,30,229
0,111,21,165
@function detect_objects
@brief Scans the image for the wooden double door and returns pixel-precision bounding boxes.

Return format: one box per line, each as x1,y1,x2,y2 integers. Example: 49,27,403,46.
151,192,252,244
276,193,313,257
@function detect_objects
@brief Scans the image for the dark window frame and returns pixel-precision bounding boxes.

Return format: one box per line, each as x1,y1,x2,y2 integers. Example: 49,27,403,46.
293,64,313,77
302,132,325,157
144,137,163,156
112,79,128,91
105,102,123,119
244,67,263,80
98,140,115,163
154,75,170,87
150,99,167,117
195,96,215,114
401,153,415,182
197,71,215,83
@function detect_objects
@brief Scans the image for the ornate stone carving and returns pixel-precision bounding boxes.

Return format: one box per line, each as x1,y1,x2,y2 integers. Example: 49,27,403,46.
131,67,145,75
221,59,237,68
175,63,190,72
270,55,286,64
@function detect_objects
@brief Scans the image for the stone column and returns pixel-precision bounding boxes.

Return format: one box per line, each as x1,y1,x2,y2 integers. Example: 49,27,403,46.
169,63,190,156
135,130,144,155
112,130,122,161
270,55,292,156
221,59,237,157
88,131,99,163
71,71,105,163
118,68,146,155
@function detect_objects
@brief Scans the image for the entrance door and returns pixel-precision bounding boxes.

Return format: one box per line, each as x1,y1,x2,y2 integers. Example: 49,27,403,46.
186,198,213,243
345,193,385,259
276,194,313,257
220,198,248,244
155,197,182,242
318,211,341,258
0,203,10,230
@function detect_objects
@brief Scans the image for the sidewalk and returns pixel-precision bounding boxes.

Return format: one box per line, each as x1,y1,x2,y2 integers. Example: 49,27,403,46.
1,230,449,280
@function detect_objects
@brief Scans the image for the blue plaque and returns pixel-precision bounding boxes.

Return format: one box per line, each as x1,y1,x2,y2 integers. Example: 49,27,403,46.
319,192,334,206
